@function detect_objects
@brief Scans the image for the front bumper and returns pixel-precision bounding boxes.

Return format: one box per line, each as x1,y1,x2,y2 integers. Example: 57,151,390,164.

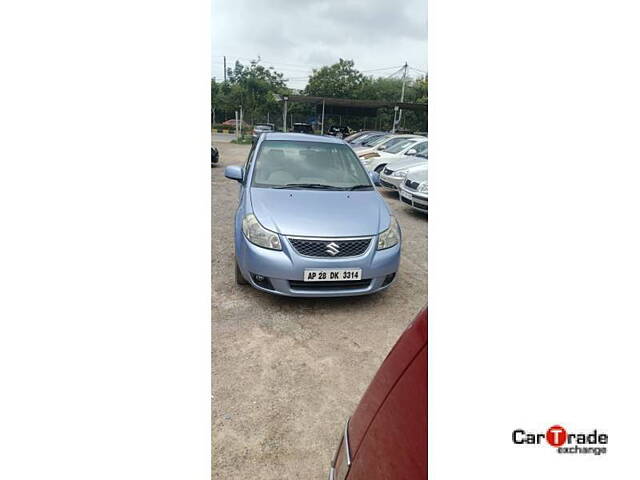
399,185,428,213
235,234,400,297
379,172,405,191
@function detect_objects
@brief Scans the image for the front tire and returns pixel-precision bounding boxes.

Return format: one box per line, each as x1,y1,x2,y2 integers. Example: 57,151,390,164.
235,261,248,285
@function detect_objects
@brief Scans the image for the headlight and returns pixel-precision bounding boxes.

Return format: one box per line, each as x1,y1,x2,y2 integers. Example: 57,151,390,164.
418,181,428,193
377,216,400,250
392,170,408,178
242,213,282,250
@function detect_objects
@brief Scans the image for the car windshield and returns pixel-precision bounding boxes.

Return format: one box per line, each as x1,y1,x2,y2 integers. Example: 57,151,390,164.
413,141,428,155
385,138,419,154
378,137,410,150
364,135,392,147
345,131,367,142
252,140,373,190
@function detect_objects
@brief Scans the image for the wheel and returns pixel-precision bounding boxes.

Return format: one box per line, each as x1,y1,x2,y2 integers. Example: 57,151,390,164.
374,164,386,173
235,261,248,285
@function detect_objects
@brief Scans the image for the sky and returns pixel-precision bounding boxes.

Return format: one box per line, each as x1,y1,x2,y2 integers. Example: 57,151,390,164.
211,0,427,90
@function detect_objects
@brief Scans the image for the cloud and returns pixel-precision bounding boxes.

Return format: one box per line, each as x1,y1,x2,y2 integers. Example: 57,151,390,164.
211,0,427,88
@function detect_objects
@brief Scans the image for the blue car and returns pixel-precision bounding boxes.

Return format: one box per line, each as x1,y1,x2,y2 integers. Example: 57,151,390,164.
224,132,401,297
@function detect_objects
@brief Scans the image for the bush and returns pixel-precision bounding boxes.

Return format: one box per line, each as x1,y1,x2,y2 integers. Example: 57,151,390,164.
230,136,253,145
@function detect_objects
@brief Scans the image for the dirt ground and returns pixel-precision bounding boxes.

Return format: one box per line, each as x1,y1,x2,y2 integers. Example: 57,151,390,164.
212,140,427,480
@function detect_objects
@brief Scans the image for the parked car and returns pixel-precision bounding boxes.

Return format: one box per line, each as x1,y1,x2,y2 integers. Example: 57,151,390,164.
351,133,395,153
211,145,219,166
224,132,401,297
354,134,420,158
361,138,427,173
328,307,426,480
379,151,428,193
292,122,314,134
252,123,275,142
399,163,428,214
326,126,351,138
346,131,387,148
343,130,371,143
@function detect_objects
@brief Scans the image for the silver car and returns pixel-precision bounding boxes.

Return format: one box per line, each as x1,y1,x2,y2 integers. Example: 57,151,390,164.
399,162,428,213
252,123,275,142
378,152,428,192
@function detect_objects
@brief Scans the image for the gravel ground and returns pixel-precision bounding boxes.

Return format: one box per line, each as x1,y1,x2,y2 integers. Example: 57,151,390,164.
211,140,427,480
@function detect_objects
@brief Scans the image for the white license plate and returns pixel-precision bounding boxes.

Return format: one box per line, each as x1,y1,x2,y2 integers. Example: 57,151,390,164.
303,268,362,282
401,191,412,201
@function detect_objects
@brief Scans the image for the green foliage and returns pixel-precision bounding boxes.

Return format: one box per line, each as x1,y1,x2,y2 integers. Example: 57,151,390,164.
230,136,253,145
304,59,365,98
212,59,288,126
212,58,427,133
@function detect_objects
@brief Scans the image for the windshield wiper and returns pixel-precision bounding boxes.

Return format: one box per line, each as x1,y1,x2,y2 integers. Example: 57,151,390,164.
273,183,342,190
348,184,374,190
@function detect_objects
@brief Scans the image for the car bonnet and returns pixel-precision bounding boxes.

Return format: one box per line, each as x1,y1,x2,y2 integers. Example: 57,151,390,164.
385,155,428,172
249,188,391,237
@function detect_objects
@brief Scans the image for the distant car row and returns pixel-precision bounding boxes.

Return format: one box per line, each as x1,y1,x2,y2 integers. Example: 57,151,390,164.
348,131,428,214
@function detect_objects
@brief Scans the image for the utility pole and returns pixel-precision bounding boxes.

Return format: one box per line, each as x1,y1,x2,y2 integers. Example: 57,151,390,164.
392,62,408,133
282,95,289,132
223,56,227,82
235,110,239,138
321,99,325,135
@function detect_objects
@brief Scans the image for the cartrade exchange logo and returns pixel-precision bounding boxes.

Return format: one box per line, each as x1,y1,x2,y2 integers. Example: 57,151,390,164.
512,425,608,455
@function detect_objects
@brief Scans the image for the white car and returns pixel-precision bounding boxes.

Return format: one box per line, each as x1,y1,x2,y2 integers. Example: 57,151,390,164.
399,164,428,213
378,152,428,192
351,133,394,153
354,134,421,159
361,138,427,173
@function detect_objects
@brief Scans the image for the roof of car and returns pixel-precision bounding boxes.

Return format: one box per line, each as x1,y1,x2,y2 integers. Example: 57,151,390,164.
261,132,344,144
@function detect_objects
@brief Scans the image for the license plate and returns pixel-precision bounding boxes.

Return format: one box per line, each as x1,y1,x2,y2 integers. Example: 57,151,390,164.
303,268,362,282
401,191,412,201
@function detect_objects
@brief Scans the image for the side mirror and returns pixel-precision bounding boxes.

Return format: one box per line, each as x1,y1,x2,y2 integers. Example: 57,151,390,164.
369,171,381,186
378,145,387,151
406,148,417,156
224,165,244,182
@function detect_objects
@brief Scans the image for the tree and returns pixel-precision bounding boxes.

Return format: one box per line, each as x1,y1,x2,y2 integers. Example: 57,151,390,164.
305,59,366,98
212,59,288,126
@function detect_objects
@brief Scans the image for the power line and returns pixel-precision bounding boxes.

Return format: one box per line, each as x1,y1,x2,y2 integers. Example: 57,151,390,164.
361,65,404,73
409,66,428,75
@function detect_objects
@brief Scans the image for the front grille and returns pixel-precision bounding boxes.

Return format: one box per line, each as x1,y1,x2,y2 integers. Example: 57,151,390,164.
413,201,428,211
383,167,394,175
401,196,412,206
405,179,420,190
288,237,371,257
289,279,372,291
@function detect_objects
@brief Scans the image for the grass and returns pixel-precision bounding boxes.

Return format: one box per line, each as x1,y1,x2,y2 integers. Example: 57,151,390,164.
230,136,253,145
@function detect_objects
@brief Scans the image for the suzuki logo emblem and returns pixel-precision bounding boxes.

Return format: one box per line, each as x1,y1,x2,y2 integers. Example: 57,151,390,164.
325,242,340,256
